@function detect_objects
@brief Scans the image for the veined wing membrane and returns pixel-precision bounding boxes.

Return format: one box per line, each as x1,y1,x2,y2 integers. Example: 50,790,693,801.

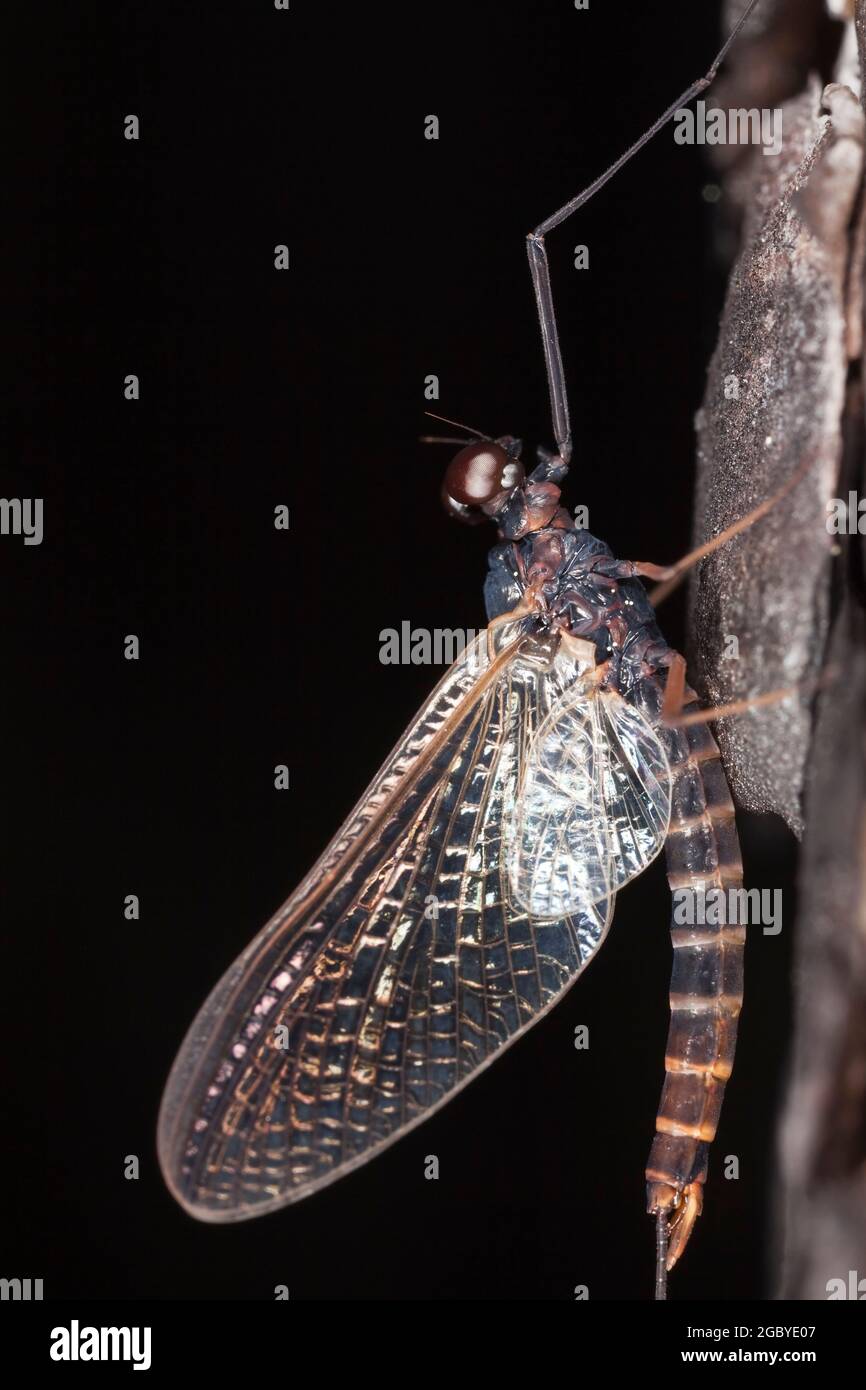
509,686,671,920
158,630,612,1221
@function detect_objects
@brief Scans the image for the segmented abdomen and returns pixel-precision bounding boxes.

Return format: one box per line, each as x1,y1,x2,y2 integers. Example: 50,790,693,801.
646,697,744,1198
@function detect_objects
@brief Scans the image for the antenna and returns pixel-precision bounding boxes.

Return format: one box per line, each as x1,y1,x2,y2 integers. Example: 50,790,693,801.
423,410,489,439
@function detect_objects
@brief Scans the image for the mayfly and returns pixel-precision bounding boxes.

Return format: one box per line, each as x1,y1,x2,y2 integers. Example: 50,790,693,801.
159,1,771,1297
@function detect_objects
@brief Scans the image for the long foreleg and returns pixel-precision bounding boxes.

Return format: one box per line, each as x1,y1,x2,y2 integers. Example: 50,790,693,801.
646,698,745,1279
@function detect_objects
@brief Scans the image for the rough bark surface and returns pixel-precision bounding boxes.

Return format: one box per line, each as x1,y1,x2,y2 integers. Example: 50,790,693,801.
694,0,866,1300
691,36,861,834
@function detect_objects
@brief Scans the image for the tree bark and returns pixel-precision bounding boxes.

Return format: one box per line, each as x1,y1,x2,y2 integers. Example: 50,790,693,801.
692,0,866,1298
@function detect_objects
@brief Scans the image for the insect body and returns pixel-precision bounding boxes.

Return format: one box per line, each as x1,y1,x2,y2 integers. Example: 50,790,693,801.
450,442,747,1278
158,437,744,1287
158,2,760,1295
476,444,745,1274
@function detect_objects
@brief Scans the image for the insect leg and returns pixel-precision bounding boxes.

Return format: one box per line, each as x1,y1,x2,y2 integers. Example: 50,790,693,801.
660,651,687,725
655,652,835,729
647,682,745,1278
589,445,818,606
485,579,547,661
527,0,764,465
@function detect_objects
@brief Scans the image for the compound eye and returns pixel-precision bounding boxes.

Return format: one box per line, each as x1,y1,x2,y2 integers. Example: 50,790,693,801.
442,442,523,508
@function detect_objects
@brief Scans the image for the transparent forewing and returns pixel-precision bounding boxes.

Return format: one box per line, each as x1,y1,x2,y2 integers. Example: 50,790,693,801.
508,686,671,919
158,631,612,1222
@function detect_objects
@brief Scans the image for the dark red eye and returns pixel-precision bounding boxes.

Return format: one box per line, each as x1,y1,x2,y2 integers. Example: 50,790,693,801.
442,442,523,508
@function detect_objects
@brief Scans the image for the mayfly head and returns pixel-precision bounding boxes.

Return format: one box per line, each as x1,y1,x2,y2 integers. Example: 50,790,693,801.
440,437,525,525
441,435,575,543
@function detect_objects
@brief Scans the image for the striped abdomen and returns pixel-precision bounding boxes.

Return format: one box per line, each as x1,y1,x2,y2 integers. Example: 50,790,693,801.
646,697,744,1240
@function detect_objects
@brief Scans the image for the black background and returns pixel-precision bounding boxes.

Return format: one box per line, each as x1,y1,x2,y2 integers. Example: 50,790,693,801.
5,1,797,1300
